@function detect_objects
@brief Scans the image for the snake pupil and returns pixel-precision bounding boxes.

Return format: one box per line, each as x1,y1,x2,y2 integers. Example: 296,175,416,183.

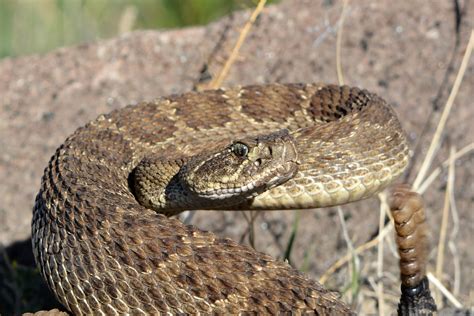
231,142,249,157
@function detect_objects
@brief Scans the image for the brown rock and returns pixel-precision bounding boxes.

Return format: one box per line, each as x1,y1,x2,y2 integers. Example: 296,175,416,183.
0,0,472,313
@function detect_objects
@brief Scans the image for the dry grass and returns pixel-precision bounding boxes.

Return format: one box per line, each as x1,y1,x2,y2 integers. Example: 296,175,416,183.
4,1,469,314
335,0,349,85
205,0,267,90
189,2,473,313
326,28,473,313
434,146,456,307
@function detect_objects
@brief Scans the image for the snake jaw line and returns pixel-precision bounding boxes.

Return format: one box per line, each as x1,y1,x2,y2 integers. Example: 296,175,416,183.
158,128,301,204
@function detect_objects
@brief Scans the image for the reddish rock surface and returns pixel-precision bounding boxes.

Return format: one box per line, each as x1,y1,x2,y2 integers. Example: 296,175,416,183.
0,0,472,313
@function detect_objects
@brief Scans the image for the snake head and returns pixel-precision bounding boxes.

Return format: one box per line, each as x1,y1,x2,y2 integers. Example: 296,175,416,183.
179,129,299,201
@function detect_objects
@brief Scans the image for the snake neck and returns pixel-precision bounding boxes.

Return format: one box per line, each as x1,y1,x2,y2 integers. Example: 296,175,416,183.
131,157,258,214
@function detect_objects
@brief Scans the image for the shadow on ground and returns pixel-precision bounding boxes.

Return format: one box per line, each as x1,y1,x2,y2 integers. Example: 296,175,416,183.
0,239,64,315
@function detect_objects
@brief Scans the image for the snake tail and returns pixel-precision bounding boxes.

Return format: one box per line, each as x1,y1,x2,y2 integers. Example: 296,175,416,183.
390,184,437,316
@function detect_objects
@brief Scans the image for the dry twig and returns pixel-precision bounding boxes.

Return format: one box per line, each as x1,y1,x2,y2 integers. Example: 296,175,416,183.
413,31,474,190
207,0,267,89
336,0,349,85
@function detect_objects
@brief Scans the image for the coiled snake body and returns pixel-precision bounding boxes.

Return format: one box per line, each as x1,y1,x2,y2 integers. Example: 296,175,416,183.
32,83,409,314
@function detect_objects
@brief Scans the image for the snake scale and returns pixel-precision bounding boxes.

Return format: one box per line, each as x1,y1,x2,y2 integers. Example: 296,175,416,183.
32,83,410,315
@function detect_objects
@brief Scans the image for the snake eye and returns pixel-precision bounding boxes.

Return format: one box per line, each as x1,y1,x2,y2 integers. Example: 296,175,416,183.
231,142,249,157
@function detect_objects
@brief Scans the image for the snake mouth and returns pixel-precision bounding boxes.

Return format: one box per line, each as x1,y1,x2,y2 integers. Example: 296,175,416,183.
190,160,298,201
193,181,258,200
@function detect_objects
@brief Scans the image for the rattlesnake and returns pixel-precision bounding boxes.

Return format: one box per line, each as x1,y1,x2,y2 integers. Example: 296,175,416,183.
32,83,410,314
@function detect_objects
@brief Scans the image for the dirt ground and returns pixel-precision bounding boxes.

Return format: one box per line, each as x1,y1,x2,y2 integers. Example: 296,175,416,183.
0,0,472,314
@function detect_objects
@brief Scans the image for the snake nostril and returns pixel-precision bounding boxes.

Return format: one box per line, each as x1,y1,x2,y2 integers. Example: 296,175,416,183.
255,158,263,167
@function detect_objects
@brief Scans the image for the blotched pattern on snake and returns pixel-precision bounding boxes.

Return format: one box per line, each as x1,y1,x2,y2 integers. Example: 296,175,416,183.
32,83,409,314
